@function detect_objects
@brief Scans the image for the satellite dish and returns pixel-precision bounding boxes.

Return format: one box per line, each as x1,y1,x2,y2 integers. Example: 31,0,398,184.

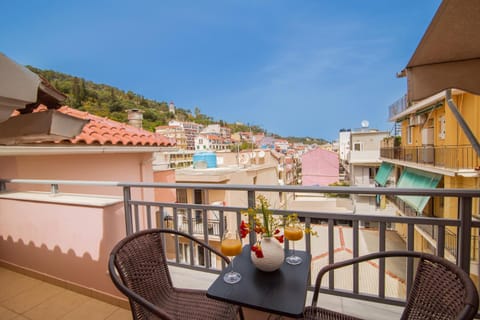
361,120,369,128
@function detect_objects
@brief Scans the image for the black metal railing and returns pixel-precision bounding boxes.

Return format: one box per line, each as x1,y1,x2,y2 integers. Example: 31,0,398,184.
381,145,480,170
118,182,480,303
1,179,479,311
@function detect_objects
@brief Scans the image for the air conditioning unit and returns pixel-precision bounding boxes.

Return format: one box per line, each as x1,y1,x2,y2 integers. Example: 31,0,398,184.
408,116,416,126
409,114,426,126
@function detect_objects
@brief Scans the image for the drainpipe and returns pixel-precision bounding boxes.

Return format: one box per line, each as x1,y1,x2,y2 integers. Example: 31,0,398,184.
445,89,480,157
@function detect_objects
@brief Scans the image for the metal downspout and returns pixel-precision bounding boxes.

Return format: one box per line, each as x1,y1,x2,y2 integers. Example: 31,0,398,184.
445,89,480,157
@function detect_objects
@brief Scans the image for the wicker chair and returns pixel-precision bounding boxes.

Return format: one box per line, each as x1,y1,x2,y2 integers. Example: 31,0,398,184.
303,251,479,320
109,228,242,320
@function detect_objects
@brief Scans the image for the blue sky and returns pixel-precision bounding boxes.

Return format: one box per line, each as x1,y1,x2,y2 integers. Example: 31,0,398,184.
1,0,441,141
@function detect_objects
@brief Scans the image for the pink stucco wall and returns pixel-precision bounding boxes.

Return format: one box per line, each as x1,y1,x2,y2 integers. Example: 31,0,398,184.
0,153,154,199
0,198,125,296
154,169,176,202
0,151,162,299
301,148,339,186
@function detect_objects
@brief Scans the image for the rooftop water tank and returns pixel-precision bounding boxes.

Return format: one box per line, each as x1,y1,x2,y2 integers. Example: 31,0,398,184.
193,152,217,168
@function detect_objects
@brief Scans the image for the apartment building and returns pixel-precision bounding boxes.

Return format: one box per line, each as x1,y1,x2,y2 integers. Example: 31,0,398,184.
381,90,480,257
201,124,232,139
156,125,188,150
301,147,339,187
194,134,230,151
348,126,389,187
167,120,204,150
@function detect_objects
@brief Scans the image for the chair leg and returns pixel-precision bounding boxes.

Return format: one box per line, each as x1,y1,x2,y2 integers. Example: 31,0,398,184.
238,307,245,320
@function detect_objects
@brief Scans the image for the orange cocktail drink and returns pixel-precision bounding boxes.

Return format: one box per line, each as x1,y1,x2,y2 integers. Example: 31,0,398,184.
284,227,303,241
221,238,242,257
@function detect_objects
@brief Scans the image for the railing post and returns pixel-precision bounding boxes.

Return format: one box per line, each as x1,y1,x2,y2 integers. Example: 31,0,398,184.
247,190,256,245
458,197,472,273
51,184,59,194
123,186,133,236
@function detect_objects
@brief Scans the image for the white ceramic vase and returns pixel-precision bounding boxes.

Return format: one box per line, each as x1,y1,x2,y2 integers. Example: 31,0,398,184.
250,237,285,272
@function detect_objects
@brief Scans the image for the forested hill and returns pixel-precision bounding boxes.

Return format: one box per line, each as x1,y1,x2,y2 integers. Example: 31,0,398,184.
27,66,328,145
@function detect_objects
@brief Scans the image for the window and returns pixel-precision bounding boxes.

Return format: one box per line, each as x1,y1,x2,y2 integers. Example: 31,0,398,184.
194,189,204,223
439,115,446,139
353,142,362,151
407,126,413,144
179,243,190,263
197,245,205,266
176,189,187,203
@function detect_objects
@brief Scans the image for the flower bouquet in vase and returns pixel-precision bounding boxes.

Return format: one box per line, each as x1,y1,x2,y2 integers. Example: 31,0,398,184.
240,195,285,272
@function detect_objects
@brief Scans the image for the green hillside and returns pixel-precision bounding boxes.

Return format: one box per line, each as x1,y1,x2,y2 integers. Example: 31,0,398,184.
27,66,328,145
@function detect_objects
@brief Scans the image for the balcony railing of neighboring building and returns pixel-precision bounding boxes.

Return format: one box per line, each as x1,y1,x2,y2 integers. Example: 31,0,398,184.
380,145,480,170
388,94,408,119
0,179,479,312
388,194,477,262
164,214,222,236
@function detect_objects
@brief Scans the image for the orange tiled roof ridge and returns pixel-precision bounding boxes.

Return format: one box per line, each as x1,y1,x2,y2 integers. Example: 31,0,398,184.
27,106,174,147
58,106,175,146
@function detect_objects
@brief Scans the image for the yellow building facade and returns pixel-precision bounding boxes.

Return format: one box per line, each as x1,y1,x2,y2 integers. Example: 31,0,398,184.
382,90,480,267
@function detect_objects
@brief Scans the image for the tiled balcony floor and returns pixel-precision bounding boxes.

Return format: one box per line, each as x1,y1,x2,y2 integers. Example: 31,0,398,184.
0,267,131,320
0,265,404,320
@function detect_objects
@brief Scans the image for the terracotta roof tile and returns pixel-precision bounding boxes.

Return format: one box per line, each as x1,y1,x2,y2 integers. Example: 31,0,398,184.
15,105,175,147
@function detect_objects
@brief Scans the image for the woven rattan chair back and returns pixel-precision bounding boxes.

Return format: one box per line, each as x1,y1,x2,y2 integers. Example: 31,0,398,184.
109,229,240,320
112,231,172,319
303,251,479,320
401,254,478,320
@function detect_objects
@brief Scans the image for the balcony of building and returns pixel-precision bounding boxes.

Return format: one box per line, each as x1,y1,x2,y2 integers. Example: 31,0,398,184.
0,180,478,319
380,144,480,173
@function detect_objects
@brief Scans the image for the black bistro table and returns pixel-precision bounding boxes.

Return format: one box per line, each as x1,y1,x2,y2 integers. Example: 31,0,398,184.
207,246,311,318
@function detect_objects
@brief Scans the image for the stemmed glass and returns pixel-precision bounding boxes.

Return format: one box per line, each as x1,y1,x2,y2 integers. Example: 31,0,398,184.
221,229,242,284
285,218,303,265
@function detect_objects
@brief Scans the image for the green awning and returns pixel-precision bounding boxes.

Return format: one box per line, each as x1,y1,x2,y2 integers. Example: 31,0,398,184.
397,168,442,213
374,162,394,186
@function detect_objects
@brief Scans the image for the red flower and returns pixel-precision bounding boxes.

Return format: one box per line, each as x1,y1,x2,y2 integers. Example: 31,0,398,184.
251,243,264,258
240,220,250,239
273,228,284,243
274,234,284,243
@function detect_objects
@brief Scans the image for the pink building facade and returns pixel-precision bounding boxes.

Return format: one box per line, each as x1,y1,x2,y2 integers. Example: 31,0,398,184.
301,148,339,186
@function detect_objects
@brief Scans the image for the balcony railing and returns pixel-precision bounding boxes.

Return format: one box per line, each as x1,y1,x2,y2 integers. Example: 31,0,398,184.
380,145,480,170
388,94,408,119
1,179,479,313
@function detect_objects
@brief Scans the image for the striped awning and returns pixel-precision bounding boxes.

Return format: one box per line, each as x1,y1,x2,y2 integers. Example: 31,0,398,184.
397,168,442,213
374,162,394,186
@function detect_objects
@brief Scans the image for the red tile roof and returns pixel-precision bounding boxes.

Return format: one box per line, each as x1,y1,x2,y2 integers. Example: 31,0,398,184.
18,106,175,147
57,106,174,146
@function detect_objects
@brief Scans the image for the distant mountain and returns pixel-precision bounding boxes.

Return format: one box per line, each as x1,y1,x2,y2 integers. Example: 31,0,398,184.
27,66,328,145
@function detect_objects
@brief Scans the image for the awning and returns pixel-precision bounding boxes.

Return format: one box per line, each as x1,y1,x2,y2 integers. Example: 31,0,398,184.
0,52,66,123
374,162,394,186
0,110,89,145
397,168,442,213
404,0,480,102
0,54,86,144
